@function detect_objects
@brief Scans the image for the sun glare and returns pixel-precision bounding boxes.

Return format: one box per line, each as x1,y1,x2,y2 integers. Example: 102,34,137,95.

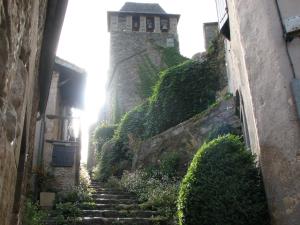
57,0,217,162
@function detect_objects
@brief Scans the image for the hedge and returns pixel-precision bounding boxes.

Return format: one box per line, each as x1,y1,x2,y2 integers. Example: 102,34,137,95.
177,135,270,225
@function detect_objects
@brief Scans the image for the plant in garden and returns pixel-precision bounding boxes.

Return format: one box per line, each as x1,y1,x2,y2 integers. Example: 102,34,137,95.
23,199,46,225
56,186,93,204
52,202,81,225
177,134,270,225
121,169,179,221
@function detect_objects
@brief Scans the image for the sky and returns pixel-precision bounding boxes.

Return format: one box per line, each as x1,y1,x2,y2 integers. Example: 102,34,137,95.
56,0,217,162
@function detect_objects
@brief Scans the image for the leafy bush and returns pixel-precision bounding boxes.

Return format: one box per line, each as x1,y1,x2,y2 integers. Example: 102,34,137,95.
23,200,46,225
121,170,179,220
145,60,218,137
94,139,132,181
159,152,181,178
114,102,149,143
104,176,123,189
52,202,81,225
93,124,117,157
80,164,91,190
56,186,92,204
161,47,188,68
177,135,270,225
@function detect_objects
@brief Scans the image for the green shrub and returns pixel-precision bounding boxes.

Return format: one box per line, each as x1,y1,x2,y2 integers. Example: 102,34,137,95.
114,102,149,143
177,135,270,225
121,170,179,220
104,176,122,189
93,124,117,157
145,60,218,137
160,152,181,178
161,47,188,68
80,164,91,190
56,186,92,204
94,103,149,181
52,202,81,225
94,139,133,181
23,200,46,225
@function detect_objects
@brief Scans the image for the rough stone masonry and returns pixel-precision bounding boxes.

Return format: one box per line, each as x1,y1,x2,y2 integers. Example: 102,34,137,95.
106,3,180,123
0,1,67,225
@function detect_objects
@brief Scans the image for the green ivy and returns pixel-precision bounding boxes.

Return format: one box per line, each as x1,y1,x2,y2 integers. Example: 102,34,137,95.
113,89,122,123
177,135,270,225
114,102,149,143
93,124,117,158
137,46,187,99
138,55,160,98
94,103,150,181
145,59,218,138
98,36,225,180
161,47,188,68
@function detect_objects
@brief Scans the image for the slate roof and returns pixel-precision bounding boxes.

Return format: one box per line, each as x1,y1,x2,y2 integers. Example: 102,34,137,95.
120,2,167,14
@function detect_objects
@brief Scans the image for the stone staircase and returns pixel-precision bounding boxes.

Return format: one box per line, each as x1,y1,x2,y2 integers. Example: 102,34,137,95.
78,181,167,225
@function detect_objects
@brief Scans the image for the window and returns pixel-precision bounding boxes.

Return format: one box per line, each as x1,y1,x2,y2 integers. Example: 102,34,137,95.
160,17,169,32
132,16,140,31
52,144,75,167
146,17,154,32
215,0,230,39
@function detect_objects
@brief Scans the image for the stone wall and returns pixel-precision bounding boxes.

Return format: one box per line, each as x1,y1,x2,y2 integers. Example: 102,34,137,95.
0,1,47,225
107,31,179,123
131,99,240,173
225,0,300,224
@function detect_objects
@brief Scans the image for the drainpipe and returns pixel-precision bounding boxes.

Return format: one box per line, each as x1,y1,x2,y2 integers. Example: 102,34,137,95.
33,113,46,200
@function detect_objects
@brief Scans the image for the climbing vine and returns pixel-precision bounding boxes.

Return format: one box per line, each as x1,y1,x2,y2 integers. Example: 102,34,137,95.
96,35,225,180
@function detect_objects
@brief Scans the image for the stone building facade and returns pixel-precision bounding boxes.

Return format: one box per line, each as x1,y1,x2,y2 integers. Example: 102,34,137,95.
0,1,68,225
215,0,300,224
106,2,180,123
33,57,86,192
203,22,218,50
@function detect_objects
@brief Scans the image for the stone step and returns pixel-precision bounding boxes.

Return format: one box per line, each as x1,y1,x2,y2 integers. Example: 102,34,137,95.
90,187,125,192
80,203,141,210
82,209,159,218
92,193,136,199
95,198,139,204
79,217,167,225
93,190,131,195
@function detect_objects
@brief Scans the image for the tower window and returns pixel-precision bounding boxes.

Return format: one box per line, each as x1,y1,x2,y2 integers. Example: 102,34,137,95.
132,16,140,31
146,17,154,32
160,17,169,32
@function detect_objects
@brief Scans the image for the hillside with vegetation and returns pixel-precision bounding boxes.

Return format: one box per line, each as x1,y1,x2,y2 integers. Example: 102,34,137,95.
90,36,270,224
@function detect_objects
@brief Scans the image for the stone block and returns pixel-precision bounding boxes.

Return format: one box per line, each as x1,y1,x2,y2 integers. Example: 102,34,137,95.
40,192,55,208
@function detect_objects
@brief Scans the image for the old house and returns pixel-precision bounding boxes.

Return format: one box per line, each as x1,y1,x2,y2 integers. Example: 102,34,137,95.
215,0,300,224
33,57,86,194
106,2,180,123
0,1,68,225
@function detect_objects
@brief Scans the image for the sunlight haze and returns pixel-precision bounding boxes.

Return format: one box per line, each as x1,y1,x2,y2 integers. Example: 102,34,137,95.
57,0,217,162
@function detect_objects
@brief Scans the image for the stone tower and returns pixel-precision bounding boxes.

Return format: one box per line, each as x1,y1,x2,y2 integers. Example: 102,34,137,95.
106,2,180,123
